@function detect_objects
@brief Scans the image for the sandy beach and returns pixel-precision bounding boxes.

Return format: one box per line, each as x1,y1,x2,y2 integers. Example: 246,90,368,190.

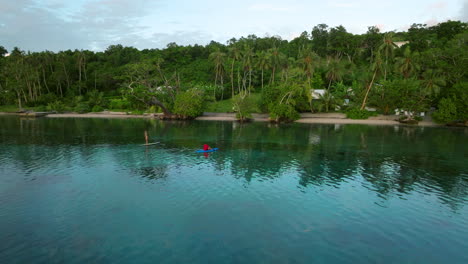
1,111,442,127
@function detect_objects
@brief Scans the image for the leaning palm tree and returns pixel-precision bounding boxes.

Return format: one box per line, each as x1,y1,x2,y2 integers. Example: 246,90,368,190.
378,32,398,81
360,51,384,110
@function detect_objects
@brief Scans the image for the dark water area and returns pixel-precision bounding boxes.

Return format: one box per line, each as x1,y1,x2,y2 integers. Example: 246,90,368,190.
0,116,467,263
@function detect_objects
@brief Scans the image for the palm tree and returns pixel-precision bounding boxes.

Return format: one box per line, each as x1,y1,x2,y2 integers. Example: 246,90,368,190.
360,51,384,110
298,47,319,87
317,90,337,112
395,46,419,79
242,45,254,94
421,69,445,96
378,32,398,81
209,50,226,99
228,46,242,97
279,55,295,83
325,57,346,90
268,47,281,85
255,51,270,91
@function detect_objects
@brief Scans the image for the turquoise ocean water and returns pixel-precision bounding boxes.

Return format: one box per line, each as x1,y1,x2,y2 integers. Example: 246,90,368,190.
0,116,467,263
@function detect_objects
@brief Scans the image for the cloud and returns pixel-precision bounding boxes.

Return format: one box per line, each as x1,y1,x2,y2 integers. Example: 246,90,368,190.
0,0,167,52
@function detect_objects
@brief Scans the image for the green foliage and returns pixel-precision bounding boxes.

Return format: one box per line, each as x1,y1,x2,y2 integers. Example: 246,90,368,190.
433,98,461,123
129,109,144,115
316,91,339,112
435,82,468,122
261,83,309,114
205,98,235,112
109,98,131,110
173,89,205,118
371,79,427,115
36,93,58,106
260,85,283,112
87,90,106,107
0,20,466,123
91,105,104,112
310,73,324,91
202,85,227,101
233,93,255,121
46,101,66,112
269,103,300,122
147,105,160,113
74,102,91,113
346,108,378,119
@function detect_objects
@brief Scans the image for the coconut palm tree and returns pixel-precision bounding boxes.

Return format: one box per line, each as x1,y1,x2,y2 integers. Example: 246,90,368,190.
421,69,445,96
268,47,281,85
255,51,270,91
242,45,254,94
395,46,419,79
378,32,398,81
325,57,346,90
360,51,384,110
298,47,319,87
228,46,242,97
279,55,295,83
209,50,226,99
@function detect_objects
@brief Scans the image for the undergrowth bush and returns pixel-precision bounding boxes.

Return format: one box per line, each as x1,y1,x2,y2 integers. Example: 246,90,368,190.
346,108,378,119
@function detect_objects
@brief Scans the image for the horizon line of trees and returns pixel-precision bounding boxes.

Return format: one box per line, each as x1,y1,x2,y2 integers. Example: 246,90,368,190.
0,21,466,123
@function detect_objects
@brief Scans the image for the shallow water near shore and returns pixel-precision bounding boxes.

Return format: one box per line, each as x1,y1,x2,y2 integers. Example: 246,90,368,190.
1,116,467,263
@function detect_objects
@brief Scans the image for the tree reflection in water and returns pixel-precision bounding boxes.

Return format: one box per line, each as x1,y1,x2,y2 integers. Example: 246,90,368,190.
1,116,467,210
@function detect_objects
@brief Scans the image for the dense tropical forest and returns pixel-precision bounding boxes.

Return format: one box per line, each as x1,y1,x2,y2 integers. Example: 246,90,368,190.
0,21,466,124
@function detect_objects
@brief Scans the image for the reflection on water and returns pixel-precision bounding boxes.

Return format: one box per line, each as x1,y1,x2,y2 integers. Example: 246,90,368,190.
1,116,467,207
0,116,467,263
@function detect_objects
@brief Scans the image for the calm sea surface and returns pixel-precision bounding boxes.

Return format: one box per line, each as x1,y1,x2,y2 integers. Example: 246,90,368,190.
0,116,467,264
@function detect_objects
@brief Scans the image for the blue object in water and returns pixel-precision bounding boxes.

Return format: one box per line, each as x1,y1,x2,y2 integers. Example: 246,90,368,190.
195,148,218,153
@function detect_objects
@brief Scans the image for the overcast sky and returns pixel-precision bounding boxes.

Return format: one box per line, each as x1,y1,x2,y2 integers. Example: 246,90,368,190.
1,0,467,52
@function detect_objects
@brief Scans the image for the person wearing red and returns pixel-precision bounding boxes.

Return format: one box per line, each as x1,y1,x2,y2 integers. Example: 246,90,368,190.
203,144,212,151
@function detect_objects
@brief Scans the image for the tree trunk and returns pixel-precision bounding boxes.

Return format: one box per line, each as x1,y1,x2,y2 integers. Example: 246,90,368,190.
17,92,22,110
261,69,264,92
231,61,235,98
149,97,172,116
360,70,377,110
220,74,224,100
237,67,241,94
270,67,276,85
248,69,252,95
42,68,50,93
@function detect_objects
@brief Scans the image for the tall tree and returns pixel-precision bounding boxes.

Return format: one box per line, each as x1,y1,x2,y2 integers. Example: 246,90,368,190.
298,47,319,87
378,32,398,81
361,51,384,110
325,58,346,90
209,50,226,99
268,47,281,85
255,51,270,91
228,46,242,97
395,46,419,79
242,45,254,94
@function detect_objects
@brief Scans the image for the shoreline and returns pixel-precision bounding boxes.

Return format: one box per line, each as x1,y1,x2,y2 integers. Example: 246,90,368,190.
0,111,443,127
